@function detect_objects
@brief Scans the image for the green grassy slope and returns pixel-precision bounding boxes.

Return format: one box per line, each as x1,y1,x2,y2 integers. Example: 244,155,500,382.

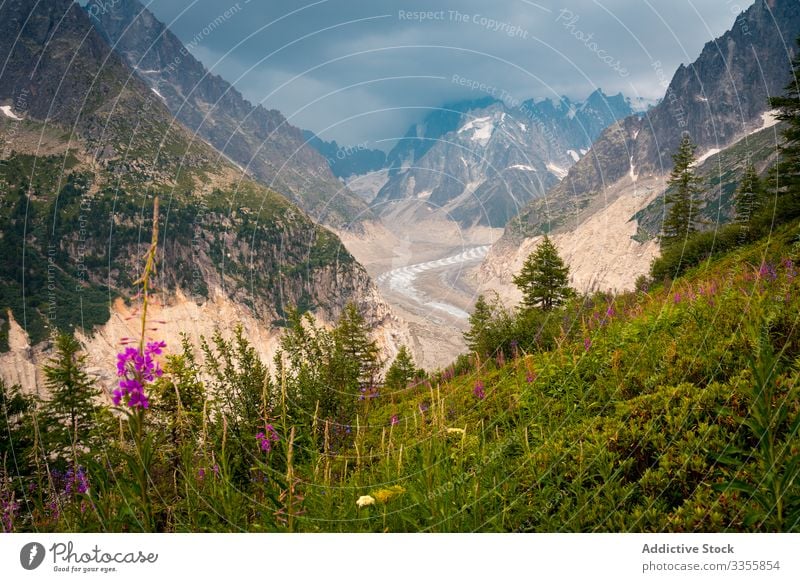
303,223,800,531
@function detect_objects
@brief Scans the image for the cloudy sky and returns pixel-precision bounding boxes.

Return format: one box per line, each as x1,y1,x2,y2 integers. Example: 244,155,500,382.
139,0,743,148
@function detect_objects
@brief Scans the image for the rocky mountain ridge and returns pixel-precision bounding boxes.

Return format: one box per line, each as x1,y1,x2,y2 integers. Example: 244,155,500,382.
372,90,634,228
89,0,370,227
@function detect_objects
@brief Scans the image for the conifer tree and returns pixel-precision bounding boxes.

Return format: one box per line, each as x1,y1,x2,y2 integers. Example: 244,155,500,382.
385,345,418,391
513,236,573,311
734,161,764,224
768,36,800,221
41,333,100,459
662,135,702,248
276,310,338,427
334,303,381,390
463,294,496,355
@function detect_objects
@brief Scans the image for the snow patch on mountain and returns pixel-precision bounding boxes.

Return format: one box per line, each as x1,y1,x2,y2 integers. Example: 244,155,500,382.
691,110,780,168
458,116,495,146
758,110,780,131
1,105,22,120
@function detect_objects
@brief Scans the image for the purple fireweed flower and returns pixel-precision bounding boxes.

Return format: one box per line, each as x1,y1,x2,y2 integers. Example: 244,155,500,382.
1,500,19,533
198,468,206,481
759,262,777,281
212,464,220,477
77,470,89,495
782,258,796,279
390,414,399,426
256,424,280,453
65,467,89,496
1,488,20,533
47,499,59,522
113,341,165,409
146,340,166,355
673,293,681,304
584,337,592,352
526,372,536,383
473,380,485,400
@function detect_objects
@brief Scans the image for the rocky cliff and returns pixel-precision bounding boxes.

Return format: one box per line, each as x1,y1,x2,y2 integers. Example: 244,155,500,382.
89,0,370,227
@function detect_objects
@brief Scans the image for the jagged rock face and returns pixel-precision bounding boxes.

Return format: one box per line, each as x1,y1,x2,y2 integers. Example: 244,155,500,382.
635,0,800,174
0,0,206,168
511,115,643,236
633,116,783,238
1,277,410,399
486,0,800,297
511,0,800,237
374,92,633,228
89,0,369,227
382,97,498,175
0,0,124,127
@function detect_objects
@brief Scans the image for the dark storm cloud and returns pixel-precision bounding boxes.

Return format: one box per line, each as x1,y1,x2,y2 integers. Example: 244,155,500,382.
138,0,741,147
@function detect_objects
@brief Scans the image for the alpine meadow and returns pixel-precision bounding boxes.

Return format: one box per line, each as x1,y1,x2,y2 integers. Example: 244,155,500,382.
2,0,800,540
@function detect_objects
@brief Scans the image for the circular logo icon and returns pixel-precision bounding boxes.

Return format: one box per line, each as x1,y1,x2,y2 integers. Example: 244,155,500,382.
20,542,46,570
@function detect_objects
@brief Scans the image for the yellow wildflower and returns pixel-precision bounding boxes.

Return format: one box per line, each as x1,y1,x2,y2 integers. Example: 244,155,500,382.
372,485,406,504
